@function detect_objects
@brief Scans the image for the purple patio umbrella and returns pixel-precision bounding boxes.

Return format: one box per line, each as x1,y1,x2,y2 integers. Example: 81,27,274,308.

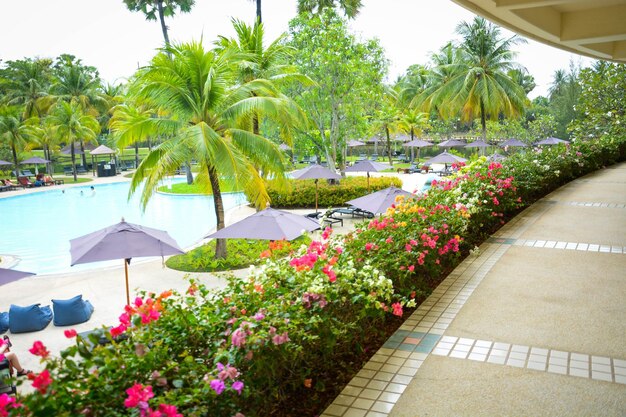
0,160,13,166
345,160,391,191
21,156,51,175
347,140,365,147
500,138,528,148
0,268,35,286
424,151,467,173
346,186,414,214
536,137,570,146
206,207,320,241
437,139,466,148
465,139,490,148
488,153,507,162
70,219,184,305
404,139,433,163
291,164,341,212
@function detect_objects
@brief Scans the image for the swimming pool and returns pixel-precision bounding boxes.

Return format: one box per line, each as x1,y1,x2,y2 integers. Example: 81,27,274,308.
0,181,247,275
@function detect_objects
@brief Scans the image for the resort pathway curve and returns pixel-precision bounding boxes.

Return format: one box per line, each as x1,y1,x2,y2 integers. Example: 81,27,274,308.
322,163,626,417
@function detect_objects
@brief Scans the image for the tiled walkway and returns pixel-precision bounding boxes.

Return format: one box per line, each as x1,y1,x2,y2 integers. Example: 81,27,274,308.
322,163,626,416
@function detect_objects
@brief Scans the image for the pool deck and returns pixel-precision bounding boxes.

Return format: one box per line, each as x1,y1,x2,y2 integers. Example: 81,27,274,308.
0,169,428,393
321,162,626,416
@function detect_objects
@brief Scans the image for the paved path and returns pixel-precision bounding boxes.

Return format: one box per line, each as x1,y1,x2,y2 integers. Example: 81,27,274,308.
322,163,626,417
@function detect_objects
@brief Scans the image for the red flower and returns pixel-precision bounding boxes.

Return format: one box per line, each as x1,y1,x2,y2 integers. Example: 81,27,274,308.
391,302,403,317
64,329,77,338
110,324,127,338
28,341,49,358
124,383,154,409
28,369,52,394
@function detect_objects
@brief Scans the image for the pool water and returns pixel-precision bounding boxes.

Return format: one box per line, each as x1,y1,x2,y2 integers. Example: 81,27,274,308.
0,181,247,275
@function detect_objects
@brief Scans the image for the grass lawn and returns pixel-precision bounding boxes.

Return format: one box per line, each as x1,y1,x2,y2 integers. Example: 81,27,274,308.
158,181,242,195
56,176,93,183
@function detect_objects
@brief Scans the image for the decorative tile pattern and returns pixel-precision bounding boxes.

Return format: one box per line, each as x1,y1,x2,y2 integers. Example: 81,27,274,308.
486,237,626,254
431,336,626,385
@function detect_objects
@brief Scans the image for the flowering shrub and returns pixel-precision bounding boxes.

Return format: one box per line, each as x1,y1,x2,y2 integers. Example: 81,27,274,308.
5,134,624,417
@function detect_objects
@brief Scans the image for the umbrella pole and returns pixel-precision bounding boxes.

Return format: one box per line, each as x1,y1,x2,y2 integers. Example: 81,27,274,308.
124,259,130,305
315,179,319,213
367,172,370,192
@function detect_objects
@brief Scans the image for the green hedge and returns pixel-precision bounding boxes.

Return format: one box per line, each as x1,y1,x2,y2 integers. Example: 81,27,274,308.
166,237,311,272
266,176,402,208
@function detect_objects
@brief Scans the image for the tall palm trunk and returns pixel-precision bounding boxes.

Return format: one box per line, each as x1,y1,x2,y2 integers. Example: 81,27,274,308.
44,145,52,175
135,142,140,168
256,0,262,23
385,126,393,166
480,99,487,140
11,145,20,179
208,166,227,259
185,161,193,184
70,141,78,182
80,141,87,169
157,0,171,46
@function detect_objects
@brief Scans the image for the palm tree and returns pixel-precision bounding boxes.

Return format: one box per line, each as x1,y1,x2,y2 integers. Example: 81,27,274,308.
52,56,104,168
25,118,58,175
0,113,31,178
397,108,429,161
123,0,195,46
109,102,157,169
1,58,53,119
215,19,309,139
47,101,100,182
297,0,363,19
121,41,296,259
418,19,528,139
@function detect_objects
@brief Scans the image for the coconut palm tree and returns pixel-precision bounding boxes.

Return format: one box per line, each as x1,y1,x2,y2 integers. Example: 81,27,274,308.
47,101,100,182
215,19,310,139
443,18,527,139
123,0,195,46
121,41,296,259
109,102,157,170
0,58,53,119
52,56,105,168
297,0,363,19
397,108,429,162
0,113,31,178
25,118,58,175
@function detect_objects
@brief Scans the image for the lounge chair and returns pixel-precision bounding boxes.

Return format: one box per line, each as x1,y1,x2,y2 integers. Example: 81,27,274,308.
0,182,10,192
52,294,94,326
63,166,73,176
1,179,18,191
324,207,374,220
76,165,88,174
0,359,16,396
17,176,34,188
44,175,64,185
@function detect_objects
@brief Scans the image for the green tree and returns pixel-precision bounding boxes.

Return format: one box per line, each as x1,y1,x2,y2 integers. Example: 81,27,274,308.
287,9,387,170
215,19,309,140
109,102,158,169
0,111,31,178
397,107,429,161
569,62,626,140
123,0,195,46
418,18,528,139
25,117,59,174
0,58,53,119
297,0,363,18
52,55,104,167
548,63,581,139
120,41,292,259
47,101,100,181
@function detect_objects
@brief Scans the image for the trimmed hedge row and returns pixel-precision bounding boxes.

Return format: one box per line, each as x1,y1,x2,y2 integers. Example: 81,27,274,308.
266,176,402,208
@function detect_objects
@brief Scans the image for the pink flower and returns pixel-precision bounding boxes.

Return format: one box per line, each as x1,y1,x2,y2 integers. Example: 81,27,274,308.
253,312,265,321
335,246,343,254
385,237,393,243
28,369,52,394
321,227,333,240
392,302,403,317
28,341,49,358
124,383,154,409
217,363,240,381
64,329,77,338
110,324,127,338
232,381,244,395
0,393,23,416
231,328,247,348
405,244,412,252
365,242,374,251
157,404,183,417
210,379,226,395
492,197,499,206
272,332,290,345
408,265,415,272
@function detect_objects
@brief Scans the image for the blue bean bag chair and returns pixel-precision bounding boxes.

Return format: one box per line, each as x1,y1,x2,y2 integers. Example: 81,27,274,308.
52,295,94,326
8,304,53,333
0,312,8,334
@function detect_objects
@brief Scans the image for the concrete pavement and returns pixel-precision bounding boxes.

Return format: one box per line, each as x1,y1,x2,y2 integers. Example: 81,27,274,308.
322,163,626,416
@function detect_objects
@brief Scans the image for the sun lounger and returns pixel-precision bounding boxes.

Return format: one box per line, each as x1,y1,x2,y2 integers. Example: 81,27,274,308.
1,179,19,191
0,359,17,396
17,176,35,188
326,207,374,219
76,165,88,174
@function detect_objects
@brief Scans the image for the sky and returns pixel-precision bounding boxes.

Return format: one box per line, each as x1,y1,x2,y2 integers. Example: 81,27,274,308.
1,0,593,99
